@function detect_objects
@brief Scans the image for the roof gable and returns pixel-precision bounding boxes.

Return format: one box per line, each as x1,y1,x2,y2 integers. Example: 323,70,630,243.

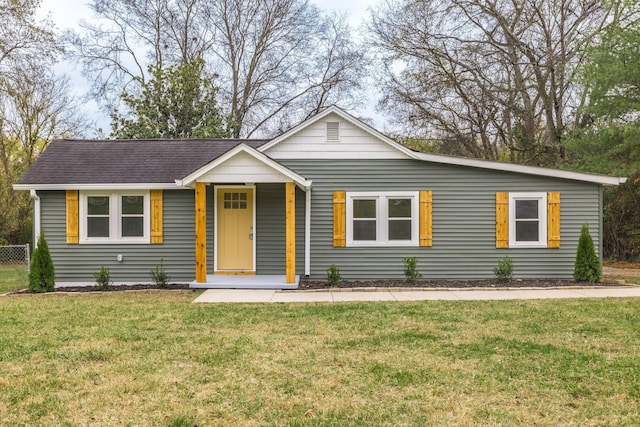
259,106,625,185
259,106,416,160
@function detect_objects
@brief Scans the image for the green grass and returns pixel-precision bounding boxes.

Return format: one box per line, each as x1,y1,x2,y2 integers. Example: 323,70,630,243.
0,292,639,426
0,264,28,293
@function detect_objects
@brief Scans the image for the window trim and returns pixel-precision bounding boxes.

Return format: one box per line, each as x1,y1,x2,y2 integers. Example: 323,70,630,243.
79,190,151,244
508,192,547,248
346,191,419,247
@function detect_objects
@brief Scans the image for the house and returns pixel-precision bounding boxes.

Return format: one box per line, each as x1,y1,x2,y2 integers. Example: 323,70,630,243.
14,107,626,288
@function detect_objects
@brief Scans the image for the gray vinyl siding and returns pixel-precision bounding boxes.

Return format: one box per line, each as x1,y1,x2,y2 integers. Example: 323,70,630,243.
255,183,305,275
41,184,304,281
38,158,603,283
278,159,601,280
40,189,196,283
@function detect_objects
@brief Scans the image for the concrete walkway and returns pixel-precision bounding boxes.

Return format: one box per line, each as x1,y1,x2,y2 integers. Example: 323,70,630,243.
193,286,640,303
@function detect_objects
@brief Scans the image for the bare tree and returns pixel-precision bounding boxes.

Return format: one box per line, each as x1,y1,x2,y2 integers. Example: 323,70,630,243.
0,66,87,243
1,66,86,163
0,0,86,243
370,0,622,165
206,0,366,136
0,0,59,73
67,0,366,137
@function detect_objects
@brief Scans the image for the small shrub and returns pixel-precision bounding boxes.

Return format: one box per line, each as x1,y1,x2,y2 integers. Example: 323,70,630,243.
94,266,112,290
150,259,171,288
493,256,513,283
402,257,422,285
326,264,341,286
28,231,55,293
574,223,601,283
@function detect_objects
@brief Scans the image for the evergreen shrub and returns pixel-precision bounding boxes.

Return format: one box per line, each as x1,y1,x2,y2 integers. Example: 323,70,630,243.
574,223,602,283
28,231,55,293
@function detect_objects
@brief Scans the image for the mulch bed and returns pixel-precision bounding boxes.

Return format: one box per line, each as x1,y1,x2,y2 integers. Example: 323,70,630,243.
298,279,623,290
52,283,193,293
16,278,622,293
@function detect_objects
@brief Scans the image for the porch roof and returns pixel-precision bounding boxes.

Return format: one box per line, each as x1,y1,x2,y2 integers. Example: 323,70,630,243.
177,143,312,190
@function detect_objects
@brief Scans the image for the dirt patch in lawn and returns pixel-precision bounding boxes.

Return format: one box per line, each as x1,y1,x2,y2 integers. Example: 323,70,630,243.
604,260,640,269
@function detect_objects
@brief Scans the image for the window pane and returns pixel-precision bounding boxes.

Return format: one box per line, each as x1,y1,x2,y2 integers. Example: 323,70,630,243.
353,200,376,218
88,196,109,215
389,219,412,240
516,221,539,242
122,196,143,214
354,219,376,240
388,199,411,218
515,200,538,219
87,217,109,237
122,217,144,237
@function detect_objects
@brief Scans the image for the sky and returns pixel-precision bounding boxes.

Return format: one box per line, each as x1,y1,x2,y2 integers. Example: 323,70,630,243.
37,0,382,135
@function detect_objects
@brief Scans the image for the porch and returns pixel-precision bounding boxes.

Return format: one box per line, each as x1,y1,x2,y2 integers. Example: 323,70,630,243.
190,274,300,289
176,144,313,288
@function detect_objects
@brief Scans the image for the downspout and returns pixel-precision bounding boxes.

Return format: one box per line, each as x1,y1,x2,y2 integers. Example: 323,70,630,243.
599,185,603,273
305,187,311,277
30,189,41,247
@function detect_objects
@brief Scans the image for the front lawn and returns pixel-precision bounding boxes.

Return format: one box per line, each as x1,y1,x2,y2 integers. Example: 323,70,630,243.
0,264,28,294
0,292,638,425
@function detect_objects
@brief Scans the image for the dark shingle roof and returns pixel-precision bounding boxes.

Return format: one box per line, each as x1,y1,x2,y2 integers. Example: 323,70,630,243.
17,139,268,185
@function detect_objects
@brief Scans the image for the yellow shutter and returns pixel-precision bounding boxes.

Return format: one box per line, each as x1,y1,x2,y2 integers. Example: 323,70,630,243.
150,190,163,244
419,190,433,247
66,190,79,244
333,191,346,247
496,192,509,248
547,192,560,248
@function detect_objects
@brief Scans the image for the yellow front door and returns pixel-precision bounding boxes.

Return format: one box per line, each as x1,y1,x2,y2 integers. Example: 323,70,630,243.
216,188,254,271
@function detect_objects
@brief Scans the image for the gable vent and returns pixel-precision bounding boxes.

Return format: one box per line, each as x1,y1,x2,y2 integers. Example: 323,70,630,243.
326,121,340,141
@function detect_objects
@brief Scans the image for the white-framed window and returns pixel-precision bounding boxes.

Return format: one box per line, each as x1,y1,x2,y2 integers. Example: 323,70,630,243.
509,192,547,248
79,191,150,243
346,192,419,246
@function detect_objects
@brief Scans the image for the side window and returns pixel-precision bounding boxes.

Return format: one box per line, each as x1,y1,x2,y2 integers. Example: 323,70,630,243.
80,192,150,243
388,198,412,240
87,196,110,238
509,193,547,247
346,192,418,246
352,199,377,241
121,195,145,237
